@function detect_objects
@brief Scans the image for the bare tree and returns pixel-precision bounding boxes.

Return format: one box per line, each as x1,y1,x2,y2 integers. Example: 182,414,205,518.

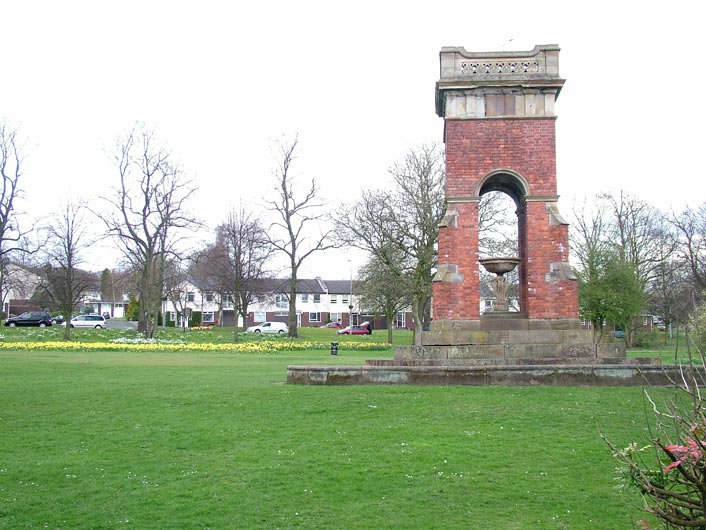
339,143,446,345
358,249,410,344
98,124,199,337
265,135,336,338
672,202,706,293
0,121,33,316
604,192,677,345
570,199,613,341
36,202,97,339
189,243,227,327
163,258,191,331
478,190,518,258
215,206,273,342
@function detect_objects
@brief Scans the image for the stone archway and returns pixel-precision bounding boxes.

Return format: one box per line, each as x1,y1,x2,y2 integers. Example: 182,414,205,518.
477,170,527,314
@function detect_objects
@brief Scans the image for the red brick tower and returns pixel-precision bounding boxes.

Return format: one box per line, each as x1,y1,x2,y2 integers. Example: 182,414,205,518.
427,44,581,345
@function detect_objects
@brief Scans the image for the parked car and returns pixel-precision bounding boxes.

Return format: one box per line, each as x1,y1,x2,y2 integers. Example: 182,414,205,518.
102,312,111,320
320,321,342,329
51,315,64,324
63,314,107,329
613,330,626,339
246,321,288,334
337,321,372,335
4,311,53,327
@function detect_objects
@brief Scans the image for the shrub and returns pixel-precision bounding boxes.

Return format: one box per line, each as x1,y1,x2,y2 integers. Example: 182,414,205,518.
126,295,140,321
604,318,706,529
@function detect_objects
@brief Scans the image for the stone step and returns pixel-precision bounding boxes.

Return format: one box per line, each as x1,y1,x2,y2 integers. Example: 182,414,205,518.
366,357,661,367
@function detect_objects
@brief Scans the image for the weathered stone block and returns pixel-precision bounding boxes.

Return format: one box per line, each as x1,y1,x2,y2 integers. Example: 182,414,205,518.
508,330,561,345
447,344,505,359
505,344,564,358
596,343,627,357
481,315,530,331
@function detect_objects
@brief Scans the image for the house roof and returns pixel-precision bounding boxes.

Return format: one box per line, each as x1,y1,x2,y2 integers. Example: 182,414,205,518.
223,277,361,296
322,280,357,295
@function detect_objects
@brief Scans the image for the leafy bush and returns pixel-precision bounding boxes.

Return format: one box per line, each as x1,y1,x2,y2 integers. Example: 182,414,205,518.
605,317,706,529
126,295,140,321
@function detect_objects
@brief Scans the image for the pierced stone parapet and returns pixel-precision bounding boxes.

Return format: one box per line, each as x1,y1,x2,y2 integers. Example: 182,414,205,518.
436,44,565,119
439,44,562,83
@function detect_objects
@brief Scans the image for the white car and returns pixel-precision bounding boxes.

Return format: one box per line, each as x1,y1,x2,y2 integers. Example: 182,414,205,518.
63,314,107,329
246,321,288,334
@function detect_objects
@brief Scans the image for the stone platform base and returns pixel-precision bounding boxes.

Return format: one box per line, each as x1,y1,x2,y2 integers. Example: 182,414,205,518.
418,317,624,358
286,362,682,386
286,317,659,387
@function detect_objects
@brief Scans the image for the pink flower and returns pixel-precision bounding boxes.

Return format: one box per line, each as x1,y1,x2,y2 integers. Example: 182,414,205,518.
665,460,682,473
664,439,705,472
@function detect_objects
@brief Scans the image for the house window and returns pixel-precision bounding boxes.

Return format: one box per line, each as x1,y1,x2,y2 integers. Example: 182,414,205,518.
205,293,214,302
275,293,288,309
331,295,338,304
301,294,309,303
330,312,343,323
395,312,406,329
187,292,195,302
202,312,214,323
254,311,266,323
313,294,321,303
342,294,349,305
309,312,321,323
169,311,176,322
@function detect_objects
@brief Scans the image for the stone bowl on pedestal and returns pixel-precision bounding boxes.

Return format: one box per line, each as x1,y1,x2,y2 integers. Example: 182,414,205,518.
479,257,521,275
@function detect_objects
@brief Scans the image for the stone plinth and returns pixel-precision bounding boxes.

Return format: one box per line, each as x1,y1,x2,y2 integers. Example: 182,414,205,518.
286,363,679,387
418,315,619,358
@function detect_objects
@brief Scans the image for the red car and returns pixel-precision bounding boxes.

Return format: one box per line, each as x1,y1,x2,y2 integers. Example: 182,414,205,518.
320,321,342,329
337,322,372,335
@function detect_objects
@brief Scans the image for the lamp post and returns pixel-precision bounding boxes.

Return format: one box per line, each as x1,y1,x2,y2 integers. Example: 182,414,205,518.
348,259,353,328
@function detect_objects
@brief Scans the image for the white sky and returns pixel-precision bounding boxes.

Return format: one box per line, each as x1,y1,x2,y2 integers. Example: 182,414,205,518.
2,1,704,279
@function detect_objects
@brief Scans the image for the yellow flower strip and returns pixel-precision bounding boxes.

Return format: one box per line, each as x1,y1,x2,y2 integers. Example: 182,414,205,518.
0,341,391,353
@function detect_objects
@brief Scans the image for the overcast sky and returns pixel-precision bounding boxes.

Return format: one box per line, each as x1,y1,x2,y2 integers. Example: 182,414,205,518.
2,1,703,279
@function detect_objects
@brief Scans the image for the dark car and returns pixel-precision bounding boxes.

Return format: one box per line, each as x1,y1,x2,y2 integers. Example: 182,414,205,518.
5,311,53,327
51,315,64,324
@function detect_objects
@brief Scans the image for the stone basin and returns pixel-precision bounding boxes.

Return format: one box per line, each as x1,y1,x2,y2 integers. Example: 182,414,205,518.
479,257,521,275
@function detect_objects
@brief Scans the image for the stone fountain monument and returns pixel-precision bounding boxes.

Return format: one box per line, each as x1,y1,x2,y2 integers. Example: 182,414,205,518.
479,258,521,312
287,44,665,385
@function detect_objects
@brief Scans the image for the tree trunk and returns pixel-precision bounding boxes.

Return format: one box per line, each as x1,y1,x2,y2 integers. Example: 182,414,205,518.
288,272,298,338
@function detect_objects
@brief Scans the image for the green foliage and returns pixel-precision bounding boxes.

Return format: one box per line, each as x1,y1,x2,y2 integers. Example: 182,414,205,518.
126,294,140,321
578,249,644,341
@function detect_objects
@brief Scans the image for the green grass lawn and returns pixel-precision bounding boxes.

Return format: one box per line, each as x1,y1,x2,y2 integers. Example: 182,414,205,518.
0,334,663,529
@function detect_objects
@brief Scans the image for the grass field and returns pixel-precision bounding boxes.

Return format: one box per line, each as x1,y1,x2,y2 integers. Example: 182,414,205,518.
0,323,669,530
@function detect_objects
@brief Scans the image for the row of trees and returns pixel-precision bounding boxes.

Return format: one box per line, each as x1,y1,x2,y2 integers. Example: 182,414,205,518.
571,192,706,348
6,113,704,349
2,118,446,344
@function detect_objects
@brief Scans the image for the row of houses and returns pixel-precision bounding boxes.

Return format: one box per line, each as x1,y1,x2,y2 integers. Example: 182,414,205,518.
2,265,414,330
161,278,413,330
